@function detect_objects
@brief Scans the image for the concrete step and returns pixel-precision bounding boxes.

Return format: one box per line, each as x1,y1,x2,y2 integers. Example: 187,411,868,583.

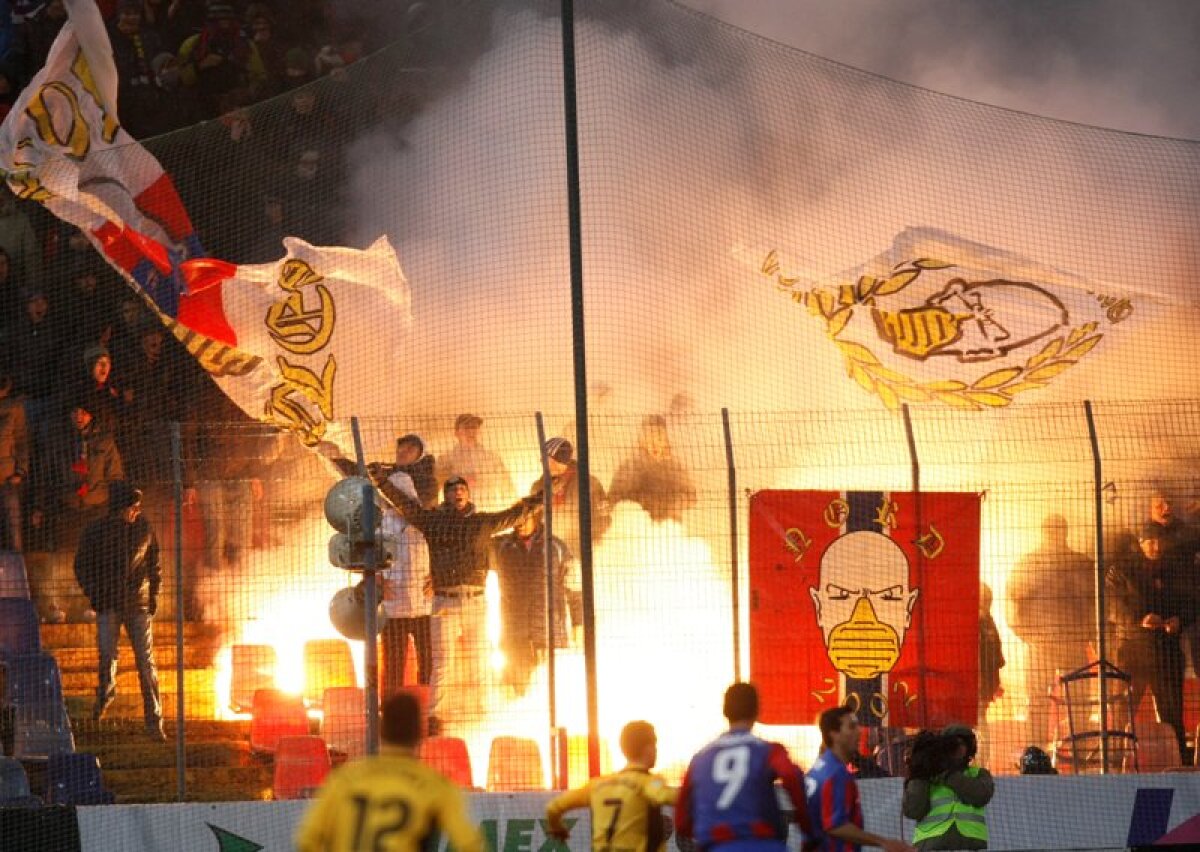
40,621,223,650
51,643,218,673
85,740,255,770
62,670,219,719
72,717,252,741
104,764,275,804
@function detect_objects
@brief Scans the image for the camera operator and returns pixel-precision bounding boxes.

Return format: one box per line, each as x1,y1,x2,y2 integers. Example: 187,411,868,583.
903,725,993,850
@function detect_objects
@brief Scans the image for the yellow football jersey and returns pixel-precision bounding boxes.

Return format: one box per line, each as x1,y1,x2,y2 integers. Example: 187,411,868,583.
295,752,484,852
546,767,678,852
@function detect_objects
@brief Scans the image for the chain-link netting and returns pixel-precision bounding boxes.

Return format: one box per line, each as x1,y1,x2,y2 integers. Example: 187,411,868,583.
0,3,1196,845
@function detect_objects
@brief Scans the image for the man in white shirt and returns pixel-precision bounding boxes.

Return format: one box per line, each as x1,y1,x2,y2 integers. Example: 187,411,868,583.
438,414,516,511
380,468,433,696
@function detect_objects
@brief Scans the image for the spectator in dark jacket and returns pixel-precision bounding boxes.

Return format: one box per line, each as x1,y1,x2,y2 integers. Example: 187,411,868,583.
32,400,124,541
74,345,129,440
978,583,1004,721
5,286,61,426
492,512,575,697
608,414,697,523
0,369,27,552
1106,523,1189,763
108,0,165,138
372,470,546,728
73,481,164,739
393,432,438,508
530,437,612,562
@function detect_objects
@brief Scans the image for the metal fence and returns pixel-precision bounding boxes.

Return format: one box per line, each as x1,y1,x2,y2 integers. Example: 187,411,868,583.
6,400,1200,802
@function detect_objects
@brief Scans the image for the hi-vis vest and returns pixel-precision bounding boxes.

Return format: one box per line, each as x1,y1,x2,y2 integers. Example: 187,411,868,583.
912,766,988,845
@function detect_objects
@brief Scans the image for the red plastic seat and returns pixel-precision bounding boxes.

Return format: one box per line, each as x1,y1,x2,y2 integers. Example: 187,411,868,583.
230,644,277,713
1127,721,1181,773
273,735,331,799
421,736,473,787
1183,679,1200,735
249,689,308,753
487,736,544,792
321,686,365,758
303,639,355,707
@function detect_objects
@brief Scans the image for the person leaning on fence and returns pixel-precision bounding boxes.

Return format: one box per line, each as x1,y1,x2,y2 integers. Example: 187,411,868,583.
546,720,676,852
902,725,993,851
72,481,164,741
371,467,549,729
294,691,484,852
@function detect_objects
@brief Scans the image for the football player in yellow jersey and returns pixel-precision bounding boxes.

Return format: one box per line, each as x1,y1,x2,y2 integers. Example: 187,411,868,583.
295,692,484,852
545,721,678,852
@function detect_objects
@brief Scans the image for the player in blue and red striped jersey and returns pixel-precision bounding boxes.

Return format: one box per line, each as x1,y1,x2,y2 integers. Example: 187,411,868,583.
676,683,814,852
804,707,913,852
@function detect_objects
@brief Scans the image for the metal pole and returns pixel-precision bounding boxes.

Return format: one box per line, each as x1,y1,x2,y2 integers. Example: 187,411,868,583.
171,423,185,802
560,0,600,778
721,409,741,682
900,404,928,722
1083,400,1109,773
351,417,380,755
536,413,559,786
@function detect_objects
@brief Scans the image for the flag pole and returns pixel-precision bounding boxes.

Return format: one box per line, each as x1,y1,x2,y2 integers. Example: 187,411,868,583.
559,0,600,777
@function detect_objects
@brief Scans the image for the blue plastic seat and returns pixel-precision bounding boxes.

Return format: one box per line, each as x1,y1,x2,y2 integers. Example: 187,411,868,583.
0,756,41,807
6,654,74,759
47,753,114,805
0,553,30,600
0,599,39,660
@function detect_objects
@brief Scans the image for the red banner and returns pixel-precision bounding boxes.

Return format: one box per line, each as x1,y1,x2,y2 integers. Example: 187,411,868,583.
749,490,980,728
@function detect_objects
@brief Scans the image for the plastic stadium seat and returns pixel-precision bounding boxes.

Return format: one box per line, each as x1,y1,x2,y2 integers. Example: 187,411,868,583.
230,644,277,713
0,599,39,659
0,756,41,806
0,553,30,599
249,689,309,753
47,753,115,805
6,652,74,759
1127,722,1181,773
272,735,331,800
302,639,355,707
487,736,544,792
321,686,365,758
421,736,473,788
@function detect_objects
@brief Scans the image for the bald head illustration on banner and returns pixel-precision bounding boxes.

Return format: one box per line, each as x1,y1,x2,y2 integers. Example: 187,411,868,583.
809,531,920,679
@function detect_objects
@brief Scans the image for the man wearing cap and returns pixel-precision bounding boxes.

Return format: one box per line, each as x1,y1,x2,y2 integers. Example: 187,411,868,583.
439,414,516,511
1106,522,1189,762
531,437,613,566
371,468,547,727
73,481,164,740
394,433,438,508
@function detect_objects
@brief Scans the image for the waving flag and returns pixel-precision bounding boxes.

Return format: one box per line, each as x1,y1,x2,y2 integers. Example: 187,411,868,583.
749,489,980,728
0,0,410,447
762,228,1140,411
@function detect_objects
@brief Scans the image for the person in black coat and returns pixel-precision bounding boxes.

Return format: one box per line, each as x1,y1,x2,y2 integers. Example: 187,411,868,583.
73,481,164,739
372,469,546,729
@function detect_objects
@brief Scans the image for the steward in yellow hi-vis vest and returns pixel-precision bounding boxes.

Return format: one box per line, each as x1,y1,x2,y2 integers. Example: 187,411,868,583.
902,725,993,851
546,721,678,852
295,693,484,852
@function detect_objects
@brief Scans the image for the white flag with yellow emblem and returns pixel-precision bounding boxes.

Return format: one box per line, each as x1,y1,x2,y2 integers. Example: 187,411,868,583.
766,228,1138,410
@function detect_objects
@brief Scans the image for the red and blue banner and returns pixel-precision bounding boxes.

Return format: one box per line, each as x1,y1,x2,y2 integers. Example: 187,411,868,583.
749,489,980,728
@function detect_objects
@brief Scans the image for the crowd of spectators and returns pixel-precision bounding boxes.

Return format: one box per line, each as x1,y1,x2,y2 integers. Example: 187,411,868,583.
0,0,398,606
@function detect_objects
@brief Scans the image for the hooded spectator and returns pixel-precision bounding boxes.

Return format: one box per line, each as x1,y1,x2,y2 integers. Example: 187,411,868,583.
245,3,289,92
74,345,129,441
282,46,314,88
177,0,266,115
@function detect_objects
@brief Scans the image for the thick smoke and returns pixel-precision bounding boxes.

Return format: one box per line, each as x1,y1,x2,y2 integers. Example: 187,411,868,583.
687,0,1200,140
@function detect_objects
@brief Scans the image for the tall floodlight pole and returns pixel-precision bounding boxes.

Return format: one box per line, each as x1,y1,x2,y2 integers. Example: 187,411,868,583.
559,0,601,777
